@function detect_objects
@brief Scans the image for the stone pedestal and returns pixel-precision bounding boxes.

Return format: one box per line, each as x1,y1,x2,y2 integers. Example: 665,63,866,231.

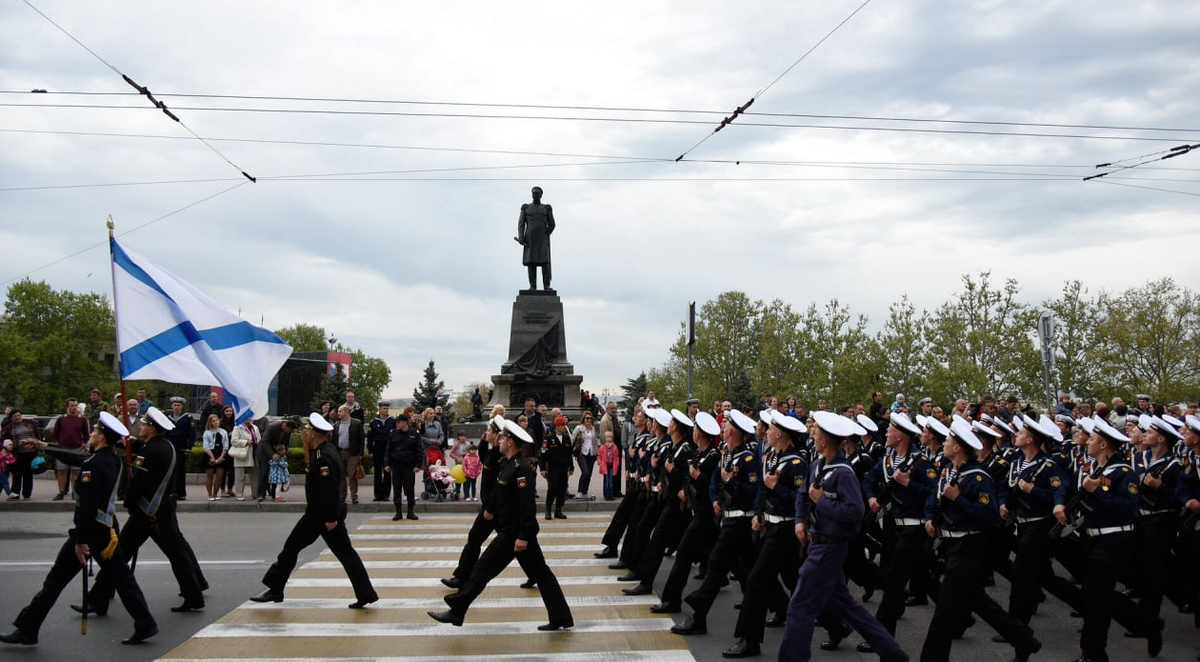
488,290,584,418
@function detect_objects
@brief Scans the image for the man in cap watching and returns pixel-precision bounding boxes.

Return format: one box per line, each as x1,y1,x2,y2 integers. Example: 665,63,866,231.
166,396,194,501
1,412,158,647
368,401,394,503
252,413,377,608
540,415,574,520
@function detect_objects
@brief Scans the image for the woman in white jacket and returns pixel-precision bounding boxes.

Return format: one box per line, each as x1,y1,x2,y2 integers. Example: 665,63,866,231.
229,419,259,501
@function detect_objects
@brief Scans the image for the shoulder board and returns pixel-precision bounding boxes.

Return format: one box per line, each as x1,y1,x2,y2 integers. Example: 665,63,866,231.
1103,463,1129,476
959,468,991,482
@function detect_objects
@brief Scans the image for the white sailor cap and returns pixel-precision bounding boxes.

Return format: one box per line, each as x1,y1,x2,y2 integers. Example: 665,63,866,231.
855,414,879,433
926,417,951,439
1020,414,1056,443
1093,415,1131,445
980,413,995,424
1186,414,1200,435
972,420,1001,439
670,408,695,429
992,418,1015,436
1137,414,1153,432
489,416,506,432
1149,416,1185,442
651,408,674,429
914,414,928,428
503,419,534,444
890,412,922,436
308,412,334,432
1038,415,1064,443
949,418,983,450
1077,417,1096,435
918,397,932,406
758,410,773,427
1012,416,1024,431
694,411,721,437
142,406,175,432
1162,413,1184,429
1136,393,1152,401
813,411,863,438
729,410,757,436
169,396,186,404
96,410,129,438
770,410,805,434
1054,413,1075,427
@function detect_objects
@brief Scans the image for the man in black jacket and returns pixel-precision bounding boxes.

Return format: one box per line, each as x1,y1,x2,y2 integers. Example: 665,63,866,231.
368,402,394,502
257,419,296,502
331,405,366,505
540,415,574,520
251,413,377,608
165,397,194,501
385,414,422,520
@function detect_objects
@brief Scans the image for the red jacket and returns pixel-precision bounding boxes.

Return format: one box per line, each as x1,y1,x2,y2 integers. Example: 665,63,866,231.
597,443,620,475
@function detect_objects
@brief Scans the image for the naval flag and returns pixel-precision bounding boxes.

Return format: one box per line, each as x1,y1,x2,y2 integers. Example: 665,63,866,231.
109,237,292,423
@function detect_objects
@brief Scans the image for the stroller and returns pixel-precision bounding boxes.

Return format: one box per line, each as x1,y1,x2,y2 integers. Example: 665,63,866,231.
423,446,450,501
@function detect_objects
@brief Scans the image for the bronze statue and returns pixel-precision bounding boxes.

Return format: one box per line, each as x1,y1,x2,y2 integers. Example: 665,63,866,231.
515,186,556,291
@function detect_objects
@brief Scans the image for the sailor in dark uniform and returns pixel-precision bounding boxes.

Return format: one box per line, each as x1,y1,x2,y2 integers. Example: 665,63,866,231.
540,415,574,520
723,410,808,658
596,406,650,559
653,410,723,614
85,407,205,614
430,420,573,630
1,412,158,646
671,409,761,636
860,412,934,648
1067,414,1164,661
778,411,908,662
623,409,695,593
919,418,1042,662
252,413,378,609
607,410,656,568
1001,413,1067,628
165,397,194,501
1132,415,1185,626
617,408,673,575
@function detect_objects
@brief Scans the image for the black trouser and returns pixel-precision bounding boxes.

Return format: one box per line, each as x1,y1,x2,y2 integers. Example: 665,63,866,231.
661,510,718,605
90,510,204,608
545,467,569,514
622,493,664,570
1134,511,1177,620
10,454,34,498
875,523,928,634
372,452,390,501
1080,531,1161,662
261,512,376,603
635,498,691,586
391,464,416,512
256,452,272,499
452,508,537,582
171,507,208,590
15,530,156,635
1009,518,1054,624
601,480,640,548
611,450,623,497
844,530,885,594
223,455,234,491
576,454,595,494
735,524,799,645
685,516,755,620
445,531,571,625
617,485,650,563
920,534,1035,662
173,446,189,499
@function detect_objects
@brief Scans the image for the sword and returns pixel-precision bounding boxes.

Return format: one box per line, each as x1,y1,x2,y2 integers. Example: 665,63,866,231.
81,555,89,635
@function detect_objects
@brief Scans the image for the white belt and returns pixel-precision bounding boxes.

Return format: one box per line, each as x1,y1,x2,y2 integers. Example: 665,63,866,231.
725,510,752,518
763,513,789,524
1017,516,1046,524
894,517,923,526
1085,525,1134,536
938,530,979,538
1138,508,1171,516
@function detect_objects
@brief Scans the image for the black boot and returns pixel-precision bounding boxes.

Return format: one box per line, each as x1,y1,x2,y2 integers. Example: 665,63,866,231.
554,510,567,519
407,506,418,520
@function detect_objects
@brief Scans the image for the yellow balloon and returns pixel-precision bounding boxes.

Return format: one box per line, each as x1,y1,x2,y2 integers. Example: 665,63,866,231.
450,464,466,484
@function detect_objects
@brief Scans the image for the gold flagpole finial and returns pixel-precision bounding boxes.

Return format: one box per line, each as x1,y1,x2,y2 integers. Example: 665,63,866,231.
106,215,114,236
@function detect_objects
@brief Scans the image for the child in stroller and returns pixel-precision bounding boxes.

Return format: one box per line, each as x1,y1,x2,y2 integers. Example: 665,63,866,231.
423,445,448,501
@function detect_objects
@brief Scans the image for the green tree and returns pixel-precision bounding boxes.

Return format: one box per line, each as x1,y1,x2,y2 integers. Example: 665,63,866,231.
348,350,391,412
311,362,349,412
451,381,492,421
724,371,756,411
667,291,763,405
791,299,879,407
412,360,448,411
274,323,334,352
1043,280,1101,399
0,280,117,413
618,372,649,418
1095,278,1200,401
876,295,930,400
752,299,806,398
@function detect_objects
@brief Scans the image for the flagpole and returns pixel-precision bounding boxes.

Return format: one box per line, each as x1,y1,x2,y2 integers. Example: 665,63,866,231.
107,217,132,479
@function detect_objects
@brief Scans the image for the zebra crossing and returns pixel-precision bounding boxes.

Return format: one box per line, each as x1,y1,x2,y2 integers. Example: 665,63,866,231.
156,513,698,662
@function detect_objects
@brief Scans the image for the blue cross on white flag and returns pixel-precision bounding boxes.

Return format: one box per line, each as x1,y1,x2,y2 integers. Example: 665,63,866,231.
110,237,292,423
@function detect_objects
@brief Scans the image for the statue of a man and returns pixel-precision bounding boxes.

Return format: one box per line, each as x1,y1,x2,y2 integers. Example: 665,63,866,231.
516,186,556,291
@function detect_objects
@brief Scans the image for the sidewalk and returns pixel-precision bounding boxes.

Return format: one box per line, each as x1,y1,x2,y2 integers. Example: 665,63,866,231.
1,473,620,514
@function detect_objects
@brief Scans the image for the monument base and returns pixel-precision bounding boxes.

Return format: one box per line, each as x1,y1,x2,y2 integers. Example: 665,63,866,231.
487,291,586,422
490,373,584,421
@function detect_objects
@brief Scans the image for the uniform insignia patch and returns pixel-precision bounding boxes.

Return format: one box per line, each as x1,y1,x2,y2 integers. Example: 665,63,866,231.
979,493,990,505
975,475,983,482
743,455,752,463
1128,483,1138,495
80,471,91,483
1050,477,1061,488
748,473,758,483
517,476,528,488
319,466,331,477
792,458,801,465
927,469,936,479
134,455,144,467
794,476,804,487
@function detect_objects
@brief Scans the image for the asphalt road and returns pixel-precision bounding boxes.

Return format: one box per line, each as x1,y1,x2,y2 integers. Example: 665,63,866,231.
0,511,1195,661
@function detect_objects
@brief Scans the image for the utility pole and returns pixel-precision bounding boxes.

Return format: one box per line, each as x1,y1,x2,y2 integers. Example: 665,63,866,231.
1037,310,1056,413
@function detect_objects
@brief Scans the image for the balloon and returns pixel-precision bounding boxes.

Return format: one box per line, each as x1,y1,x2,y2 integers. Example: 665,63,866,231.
451,464,466,484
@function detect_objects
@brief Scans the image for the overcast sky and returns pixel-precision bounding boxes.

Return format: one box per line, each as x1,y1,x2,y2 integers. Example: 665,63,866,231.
2,1,1198,400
